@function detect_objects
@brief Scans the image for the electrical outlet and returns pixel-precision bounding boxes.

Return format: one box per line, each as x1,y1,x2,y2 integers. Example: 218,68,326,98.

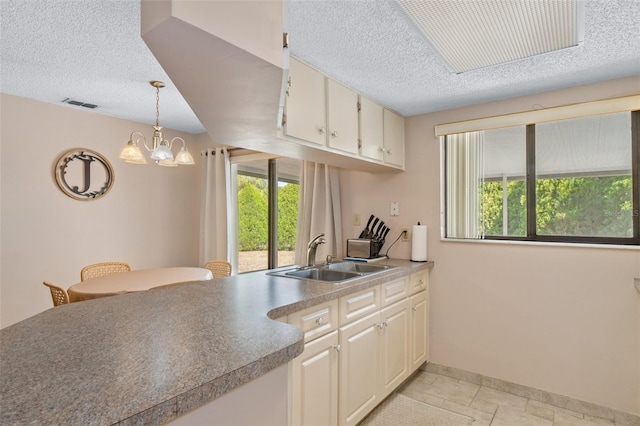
401,228,410,242
353,214,361,226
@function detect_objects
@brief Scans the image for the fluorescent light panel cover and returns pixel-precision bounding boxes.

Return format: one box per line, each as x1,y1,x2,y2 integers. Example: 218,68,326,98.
397,0,583,73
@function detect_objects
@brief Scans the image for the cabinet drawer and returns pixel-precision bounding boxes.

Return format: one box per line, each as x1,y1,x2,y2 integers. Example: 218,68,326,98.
381,277,409,307
288,300,338,343
409,270,428,295
339,285,380,325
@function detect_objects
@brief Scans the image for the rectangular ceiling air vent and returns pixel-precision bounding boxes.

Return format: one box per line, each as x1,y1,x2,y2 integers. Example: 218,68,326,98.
62,98,98,109
396,0,584,73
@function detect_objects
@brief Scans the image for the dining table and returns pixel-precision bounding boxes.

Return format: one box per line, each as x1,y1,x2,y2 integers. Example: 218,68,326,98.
67,267,214,302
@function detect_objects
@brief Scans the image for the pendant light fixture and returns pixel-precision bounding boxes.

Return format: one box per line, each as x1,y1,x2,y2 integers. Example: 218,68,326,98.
119,81,195,166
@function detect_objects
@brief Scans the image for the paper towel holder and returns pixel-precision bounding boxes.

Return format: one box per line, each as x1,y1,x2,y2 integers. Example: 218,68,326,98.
410,221,428,263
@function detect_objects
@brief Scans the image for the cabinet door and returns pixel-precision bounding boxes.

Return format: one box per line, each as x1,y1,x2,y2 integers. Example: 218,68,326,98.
359,96,384,161
285,58,326,145
327,79,359,154
380,299,410,398
339,312,381,426
410,291,429,371
291,330,339,426
382,109,405,168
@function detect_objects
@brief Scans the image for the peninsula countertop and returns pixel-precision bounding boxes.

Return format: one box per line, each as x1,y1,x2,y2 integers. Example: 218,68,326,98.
0,259,433,425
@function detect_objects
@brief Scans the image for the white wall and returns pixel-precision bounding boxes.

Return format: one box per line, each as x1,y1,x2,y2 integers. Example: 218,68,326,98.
340,76,640,415
0,94,202,328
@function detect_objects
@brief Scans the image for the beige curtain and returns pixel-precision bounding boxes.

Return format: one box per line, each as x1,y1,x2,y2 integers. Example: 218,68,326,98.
445,132,484,239
295,162,343,265
199,147,233,267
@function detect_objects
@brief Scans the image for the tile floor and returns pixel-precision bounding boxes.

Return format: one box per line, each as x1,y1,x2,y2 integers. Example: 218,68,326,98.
395,369,634,426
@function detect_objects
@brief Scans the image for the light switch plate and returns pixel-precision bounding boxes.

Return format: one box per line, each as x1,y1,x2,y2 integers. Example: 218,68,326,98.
390,201,399,216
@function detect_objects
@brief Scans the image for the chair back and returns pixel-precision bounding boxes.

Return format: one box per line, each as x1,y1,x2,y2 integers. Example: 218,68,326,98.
43,281,70,306
81,262,131,281
204,260,232,279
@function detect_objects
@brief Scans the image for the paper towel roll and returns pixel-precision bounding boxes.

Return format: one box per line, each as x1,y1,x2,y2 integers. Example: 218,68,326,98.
411,224,428,262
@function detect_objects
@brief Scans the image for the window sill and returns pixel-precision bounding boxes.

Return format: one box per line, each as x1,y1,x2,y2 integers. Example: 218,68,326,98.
440,236,640,251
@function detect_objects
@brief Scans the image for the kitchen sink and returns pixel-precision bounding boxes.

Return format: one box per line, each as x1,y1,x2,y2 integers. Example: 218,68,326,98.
284,268,361,282
324,262,394,274
267,261,396,284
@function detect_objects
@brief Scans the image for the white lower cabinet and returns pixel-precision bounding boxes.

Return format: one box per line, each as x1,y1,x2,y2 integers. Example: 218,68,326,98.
338,299,410,426
289,271,429,426
290,330,340,426
380,299,410,399
410,290,429,371
338,311,381,426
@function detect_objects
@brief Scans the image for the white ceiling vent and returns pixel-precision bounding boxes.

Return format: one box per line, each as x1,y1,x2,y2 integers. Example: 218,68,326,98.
396,0,584,73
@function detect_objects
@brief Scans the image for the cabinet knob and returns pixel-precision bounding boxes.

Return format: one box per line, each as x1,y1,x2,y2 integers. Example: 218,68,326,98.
316,317,324,325
331,130,338,138
412,307,417,312
318,127,326,134
383,320,389,327
419,279,424,284
379,146,385,152
333,344,341,352
386,148,392,154
377,323,384,329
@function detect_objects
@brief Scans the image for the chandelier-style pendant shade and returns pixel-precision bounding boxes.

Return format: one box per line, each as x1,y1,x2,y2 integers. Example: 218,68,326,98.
158,159,178,167
150,141,174,161
120,81,194,167
119,133,147,164
174,142,195,165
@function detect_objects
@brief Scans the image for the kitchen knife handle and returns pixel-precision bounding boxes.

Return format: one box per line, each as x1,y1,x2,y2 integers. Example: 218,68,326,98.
365,214,374,227
359,214,376,238
369,218,380,238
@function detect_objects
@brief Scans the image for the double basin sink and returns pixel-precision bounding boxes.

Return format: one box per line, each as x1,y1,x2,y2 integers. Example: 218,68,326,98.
267,261,396,284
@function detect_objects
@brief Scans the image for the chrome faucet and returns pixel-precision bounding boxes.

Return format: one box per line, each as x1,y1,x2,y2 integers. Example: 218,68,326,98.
307,233,327,267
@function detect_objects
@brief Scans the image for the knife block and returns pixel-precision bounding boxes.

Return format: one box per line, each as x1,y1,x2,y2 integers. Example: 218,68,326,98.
346,238,381,259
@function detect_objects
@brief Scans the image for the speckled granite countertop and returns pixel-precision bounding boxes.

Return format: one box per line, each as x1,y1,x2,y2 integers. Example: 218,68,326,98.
0,259,432,425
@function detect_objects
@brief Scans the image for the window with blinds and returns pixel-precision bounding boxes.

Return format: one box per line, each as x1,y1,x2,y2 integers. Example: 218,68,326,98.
443,109,639,245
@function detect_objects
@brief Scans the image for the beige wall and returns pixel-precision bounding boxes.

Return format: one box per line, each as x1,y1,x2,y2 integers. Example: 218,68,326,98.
0,94,203,328
340,76,640,415
2,77,639,414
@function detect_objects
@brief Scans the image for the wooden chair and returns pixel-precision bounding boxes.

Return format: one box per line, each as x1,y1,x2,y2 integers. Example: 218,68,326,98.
204,260,232,279
43,281,70,306
80,262,131,281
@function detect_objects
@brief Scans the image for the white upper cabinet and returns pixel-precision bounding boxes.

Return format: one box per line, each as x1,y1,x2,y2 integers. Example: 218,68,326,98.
327,79,359,155
383,109,405,168
282,57,405,172
284,58,326,145
359,96,384,162
360,97,405,168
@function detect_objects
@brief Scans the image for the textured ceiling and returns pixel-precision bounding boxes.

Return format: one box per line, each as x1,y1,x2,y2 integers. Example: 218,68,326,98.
1,0,639,135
